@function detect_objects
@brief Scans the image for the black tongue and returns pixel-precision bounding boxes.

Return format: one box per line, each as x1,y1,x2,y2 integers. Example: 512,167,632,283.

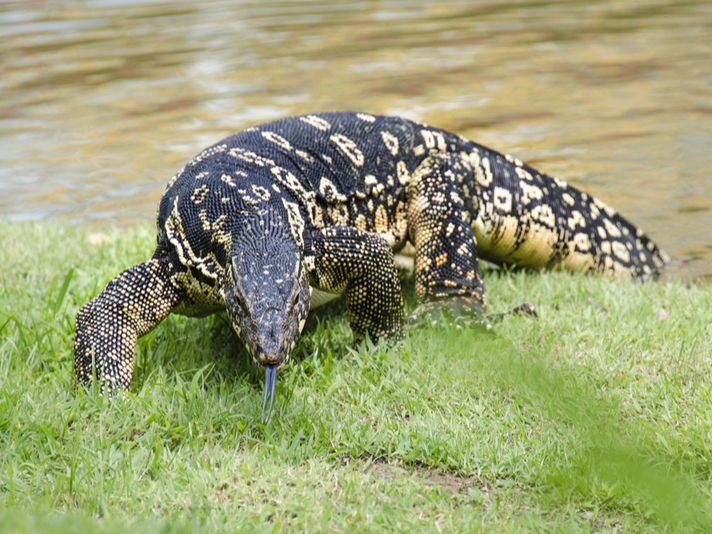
261,364,278,423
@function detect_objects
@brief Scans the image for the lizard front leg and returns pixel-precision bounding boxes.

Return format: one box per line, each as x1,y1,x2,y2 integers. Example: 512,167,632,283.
74,256,182,395
305,226,405,345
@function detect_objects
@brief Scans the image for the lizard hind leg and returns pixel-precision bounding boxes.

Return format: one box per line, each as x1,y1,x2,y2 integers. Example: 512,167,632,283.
406,152,534,329
407,153,488,325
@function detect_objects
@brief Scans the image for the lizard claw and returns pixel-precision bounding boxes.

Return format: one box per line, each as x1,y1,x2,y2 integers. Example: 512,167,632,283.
490,302,538,320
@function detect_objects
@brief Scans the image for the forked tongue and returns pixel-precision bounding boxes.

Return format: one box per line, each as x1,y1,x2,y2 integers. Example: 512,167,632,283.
261,364,278,423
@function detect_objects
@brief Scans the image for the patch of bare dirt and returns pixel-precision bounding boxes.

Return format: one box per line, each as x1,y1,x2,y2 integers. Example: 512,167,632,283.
363,457,491,498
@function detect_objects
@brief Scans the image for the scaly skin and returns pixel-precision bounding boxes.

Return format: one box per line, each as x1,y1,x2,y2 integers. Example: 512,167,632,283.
74,112,669,416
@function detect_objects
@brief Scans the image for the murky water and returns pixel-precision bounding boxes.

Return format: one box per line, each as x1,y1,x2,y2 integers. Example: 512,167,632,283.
1,0,710,280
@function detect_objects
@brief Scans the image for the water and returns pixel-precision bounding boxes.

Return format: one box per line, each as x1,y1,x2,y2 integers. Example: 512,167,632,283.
1,0,710,280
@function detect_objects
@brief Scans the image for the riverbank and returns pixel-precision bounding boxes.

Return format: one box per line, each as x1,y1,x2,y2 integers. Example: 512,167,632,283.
1,221,711,532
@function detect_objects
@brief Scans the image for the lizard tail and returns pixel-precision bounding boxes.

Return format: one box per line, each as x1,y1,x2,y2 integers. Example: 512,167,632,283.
587,209,670,280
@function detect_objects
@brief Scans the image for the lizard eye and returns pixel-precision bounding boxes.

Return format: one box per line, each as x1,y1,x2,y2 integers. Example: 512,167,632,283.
292,291,300,307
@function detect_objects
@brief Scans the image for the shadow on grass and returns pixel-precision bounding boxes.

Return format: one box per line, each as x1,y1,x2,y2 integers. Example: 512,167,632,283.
476,331,711,531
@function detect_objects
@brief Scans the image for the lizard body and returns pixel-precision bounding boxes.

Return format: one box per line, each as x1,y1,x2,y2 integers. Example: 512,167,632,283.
74,112,668,413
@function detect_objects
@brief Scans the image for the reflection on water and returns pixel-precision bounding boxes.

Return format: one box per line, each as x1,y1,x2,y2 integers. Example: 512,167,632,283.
0,0,710,280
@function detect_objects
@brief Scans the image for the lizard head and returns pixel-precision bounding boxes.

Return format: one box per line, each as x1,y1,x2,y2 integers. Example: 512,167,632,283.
222,241,311,421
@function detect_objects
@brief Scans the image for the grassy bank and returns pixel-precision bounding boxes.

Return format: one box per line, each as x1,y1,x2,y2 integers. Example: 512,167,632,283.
1,221,711,532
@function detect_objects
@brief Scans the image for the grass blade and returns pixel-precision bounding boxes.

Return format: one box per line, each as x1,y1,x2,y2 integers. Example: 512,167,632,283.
52,267,74,317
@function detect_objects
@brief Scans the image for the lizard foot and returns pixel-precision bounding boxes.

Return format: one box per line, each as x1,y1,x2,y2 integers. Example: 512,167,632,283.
407,296,492,331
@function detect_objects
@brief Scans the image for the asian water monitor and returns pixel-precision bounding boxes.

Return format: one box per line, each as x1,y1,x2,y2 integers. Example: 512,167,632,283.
74,112,669,418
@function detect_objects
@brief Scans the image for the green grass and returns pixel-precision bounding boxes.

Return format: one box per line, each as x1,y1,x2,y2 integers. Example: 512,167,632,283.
1,221,711,532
